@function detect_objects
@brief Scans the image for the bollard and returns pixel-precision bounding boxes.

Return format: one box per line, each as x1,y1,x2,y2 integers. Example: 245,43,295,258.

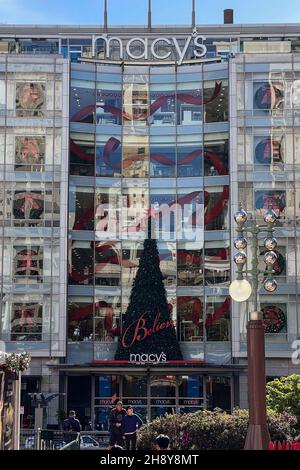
35,428,41,450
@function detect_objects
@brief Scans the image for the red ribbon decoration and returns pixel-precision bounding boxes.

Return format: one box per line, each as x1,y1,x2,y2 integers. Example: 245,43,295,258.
71,135,226,176
69,295,230,330
69,300,120,337
70,241,175,282
100,136,226,175
71,184,229,236
71,82,222,123
19,308,34,327
19,194,41,213
20,138,41,162
204,185,229,225
70,139,94,162
205,297,231,327
16,249,39,273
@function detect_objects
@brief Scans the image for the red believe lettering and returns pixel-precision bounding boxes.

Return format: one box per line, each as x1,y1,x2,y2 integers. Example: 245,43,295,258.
121,312,175,349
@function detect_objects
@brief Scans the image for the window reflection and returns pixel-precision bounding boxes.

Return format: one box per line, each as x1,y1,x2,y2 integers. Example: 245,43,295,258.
14,245,43,282
204,137,228,176
13,190,44,224
70,132,95,176
253,81,284,111
204,242,230,286
15,136,45,171
95,296,121,341
16,82,45,118
255,189,286,224
11,302,43,341
96,88,122,125
204,186,229,230
150,188,176,238
204,83,228,122
95,241,121,286
122,187,149,238
150,143,176,177
177,188,203,237
123,376,147,397
68,299,93,342
122,134,149,177
121,241,143,287
96,134,121,177
0,79,5,110
95,187,121,237
149,89,176,126
206,376,231,411
158,242,176,286
254,136,283,167
177,85,203,125
68,241,93,285
95,375,120,399
179,376,204,412
177,143,202,177
177,296,203,342
205,297,230,341
69,187,94,231
70,85,95,123
177,242,203,286
9,185,60,227
150,375,176,398
123,80,148,126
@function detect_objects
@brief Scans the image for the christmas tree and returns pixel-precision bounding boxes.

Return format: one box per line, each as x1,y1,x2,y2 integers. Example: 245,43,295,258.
115,218,182,361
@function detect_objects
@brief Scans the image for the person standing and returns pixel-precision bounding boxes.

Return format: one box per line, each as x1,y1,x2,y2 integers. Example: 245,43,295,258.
108,401,126,449
123,405,143,451
63,410,81,443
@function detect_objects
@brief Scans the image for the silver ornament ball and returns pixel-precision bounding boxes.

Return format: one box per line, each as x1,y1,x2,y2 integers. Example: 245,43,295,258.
264,236,278,251
233,251,247,265
263,278,278,292
234,236,247,250
263,207,277,224
264,250,278,265
234,209,248,225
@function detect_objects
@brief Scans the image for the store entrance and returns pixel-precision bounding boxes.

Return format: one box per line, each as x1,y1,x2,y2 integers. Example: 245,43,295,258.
67,373,233,431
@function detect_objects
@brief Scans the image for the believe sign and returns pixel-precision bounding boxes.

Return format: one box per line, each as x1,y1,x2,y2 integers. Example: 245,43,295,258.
92,33,207,65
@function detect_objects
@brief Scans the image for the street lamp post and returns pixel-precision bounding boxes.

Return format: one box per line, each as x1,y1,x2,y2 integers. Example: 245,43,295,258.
229,205,278,450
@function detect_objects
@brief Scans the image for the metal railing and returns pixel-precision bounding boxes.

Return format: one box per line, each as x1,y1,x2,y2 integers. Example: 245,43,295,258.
20,429,110,450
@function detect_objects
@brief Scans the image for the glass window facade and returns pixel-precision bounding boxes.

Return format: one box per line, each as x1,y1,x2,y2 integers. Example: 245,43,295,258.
68,62,230,364
3,25,300,424
0,55,68,356
233,54,300,351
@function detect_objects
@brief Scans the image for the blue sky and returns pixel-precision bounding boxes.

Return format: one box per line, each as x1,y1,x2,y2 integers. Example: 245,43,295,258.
0,0,300,25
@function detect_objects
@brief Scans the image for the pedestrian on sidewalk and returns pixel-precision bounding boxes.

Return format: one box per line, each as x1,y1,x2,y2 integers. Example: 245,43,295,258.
63,410,81,443
123,405,143,450
108,401,126,449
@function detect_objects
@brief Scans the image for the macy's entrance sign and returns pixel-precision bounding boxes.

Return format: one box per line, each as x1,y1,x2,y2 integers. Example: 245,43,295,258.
92,33,207,65
129,352,167,364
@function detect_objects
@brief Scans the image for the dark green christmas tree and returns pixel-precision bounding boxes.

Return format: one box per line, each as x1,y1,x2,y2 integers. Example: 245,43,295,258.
115,218,182,361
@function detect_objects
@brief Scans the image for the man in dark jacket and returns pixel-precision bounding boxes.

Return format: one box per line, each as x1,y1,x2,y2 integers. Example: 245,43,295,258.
123,405,143,450
108,401,126,449
63,410,81,443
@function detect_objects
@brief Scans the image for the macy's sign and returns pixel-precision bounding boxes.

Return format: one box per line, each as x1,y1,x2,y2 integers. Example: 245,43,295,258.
92,33,207,65
129,352,167,364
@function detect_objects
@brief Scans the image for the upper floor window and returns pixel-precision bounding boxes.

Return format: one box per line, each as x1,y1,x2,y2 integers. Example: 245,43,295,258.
15,136,45,171
16,82,45,118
